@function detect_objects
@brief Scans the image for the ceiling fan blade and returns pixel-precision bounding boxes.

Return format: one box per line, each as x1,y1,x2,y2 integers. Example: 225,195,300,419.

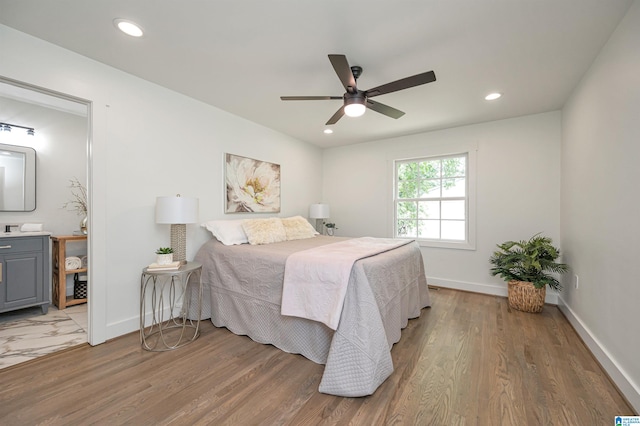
328,54,357,94
281,96,342,101
366,99,405,119
326,107,345,125
365,70,436,98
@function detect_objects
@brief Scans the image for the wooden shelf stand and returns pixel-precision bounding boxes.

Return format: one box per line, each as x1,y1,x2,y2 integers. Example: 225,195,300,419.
52,235,87,309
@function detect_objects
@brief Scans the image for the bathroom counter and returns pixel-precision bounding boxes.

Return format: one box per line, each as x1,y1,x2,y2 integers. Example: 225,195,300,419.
0,231,52,238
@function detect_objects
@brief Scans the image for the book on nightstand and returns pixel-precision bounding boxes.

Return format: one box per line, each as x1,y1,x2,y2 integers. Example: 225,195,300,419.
146,261,181,271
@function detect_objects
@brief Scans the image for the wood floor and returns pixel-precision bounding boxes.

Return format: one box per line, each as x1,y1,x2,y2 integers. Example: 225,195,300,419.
0,288,634,425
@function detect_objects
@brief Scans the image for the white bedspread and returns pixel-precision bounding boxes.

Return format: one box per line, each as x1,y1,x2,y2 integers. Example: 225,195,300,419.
281,237,412,330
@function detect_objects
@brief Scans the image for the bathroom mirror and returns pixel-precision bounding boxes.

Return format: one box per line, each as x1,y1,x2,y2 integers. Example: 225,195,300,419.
0,143,36,211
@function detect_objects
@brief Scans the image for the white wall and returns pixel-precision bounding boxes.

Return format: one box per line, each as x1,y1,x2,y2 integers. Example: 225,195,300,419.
560,0,640,411
323,111,562,300
0,24,323,342
0,97,87,234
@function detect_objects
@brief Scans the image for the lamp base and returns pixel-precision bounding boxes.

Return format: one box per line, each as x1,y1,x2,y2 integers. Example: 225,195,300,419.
315,219,324,235
170,223,187,264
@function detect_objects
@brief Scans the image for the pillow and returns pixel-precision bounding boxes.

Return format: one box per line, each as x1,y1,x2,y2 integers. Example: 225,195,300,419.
281,215,318,241
202,220,248,245
242,218,287,245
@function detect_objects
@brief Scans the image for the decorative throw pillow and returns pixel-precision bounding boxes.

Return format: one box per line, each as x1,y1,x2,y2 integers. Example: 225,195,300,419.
281,215,318,240
202,220,249,245
242,218,287,245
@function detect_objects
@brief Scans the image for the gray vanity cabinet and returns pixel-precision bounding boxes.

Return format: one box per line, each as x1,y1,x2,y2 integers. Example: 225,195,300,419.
0,235,50,314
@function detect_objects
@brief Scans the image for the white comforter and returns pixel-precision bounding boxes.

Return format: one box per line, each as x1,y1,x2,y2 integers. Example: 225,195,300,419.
281,237,413,330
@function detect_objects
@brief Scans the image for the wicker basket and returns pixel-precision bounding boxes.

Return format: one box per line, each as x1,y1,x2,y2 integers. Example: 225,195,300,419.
507,280,546,313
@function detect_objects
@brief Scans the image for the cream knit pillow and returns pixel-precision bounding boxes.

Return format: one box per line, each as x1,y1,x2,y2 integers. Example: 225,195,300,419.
242,218,287,245
281,216,318,240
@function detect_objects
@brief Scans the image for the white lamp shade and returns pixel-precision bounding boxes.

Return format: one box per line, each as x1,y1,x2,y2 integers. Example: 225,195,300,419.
309,203,330,219
155,196,199,224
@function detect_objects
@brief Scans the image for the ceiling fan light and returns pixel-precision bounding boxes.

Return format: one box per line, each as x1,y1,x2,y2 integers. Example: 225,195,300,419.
344,102,366,117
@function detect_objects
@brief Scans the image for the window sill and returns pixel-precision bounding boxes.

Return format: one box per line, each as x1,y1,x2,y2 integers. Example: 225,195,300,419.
411,238,476,251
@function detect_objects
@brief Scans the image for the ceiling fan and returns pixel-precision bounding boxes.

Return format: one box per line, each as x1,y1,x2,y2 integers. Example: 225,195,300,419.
280,54,436,125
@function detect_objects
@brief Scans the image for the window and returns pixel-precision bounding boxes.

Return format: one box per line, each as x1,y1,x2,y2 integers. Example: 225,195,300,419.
394,152,475,249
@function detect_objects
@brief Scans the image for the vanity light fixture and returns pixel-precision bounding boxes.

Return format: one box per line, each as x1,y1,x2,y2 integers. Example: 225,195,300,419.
0,122,35,136
113,19,144,37
485,92,502,101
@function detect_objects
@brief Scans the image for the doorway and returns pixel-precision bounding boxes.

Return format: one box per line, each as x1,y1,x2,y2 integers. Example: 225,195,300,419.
0,76,92,367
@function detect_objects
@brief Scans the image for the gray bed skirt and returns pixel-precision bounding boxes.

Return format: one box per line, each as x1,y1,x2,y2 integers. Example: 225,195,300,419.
187,236,430,397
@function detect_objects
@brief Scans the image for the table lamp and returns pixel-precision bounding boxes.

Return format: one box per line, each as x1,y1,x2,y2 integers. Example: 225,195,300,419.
309,203,330,234
155,194,199,264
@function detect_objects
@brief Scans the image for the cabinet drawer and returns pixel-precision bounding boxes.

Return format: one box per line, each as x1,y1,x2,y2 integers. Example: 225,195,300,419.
0,237,44,253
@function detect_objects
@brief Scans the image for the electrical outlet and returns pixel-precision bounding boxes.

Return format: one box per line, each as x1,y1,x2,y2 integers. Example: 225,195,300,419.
574,274,579,289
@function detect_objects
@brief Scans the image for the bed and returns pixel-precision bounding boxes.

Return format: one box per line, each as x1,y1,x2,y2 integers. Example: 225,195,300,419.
189,229,430,397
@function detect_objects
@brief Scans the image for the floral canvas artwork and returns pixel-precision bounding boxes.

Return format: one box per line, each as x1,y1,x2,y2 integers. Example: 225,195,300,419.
225,153,281,213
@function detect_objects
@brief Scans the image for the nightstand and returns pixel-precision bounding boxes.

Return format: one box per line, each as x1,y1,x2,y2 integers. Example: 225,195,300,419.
139,261,203,351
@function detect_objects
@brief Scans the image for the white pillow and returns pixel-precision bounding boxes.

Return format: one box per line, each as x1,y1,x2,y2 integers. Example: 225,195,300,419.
242,218,287,245
202,220,248,245
281,215,318,240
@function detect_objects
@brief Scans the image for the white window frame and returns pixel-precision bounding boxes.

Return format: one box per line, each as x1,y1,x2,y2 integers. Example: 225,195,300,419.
389,141,477,250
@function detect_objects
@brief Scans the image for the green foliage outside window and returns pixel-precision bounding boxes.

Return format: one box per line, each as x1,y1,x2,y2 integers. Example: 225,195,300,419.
396,154,467,240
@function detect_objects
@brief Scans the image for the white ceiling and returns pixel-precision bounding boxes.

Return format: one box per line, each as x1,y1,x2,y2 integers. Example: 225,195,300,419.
0,0,632,148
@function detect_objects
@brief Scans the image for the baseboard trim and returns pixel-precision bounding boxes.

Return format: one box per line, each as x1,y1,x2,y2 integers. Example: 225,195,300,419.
106,305,179,341
427,276,559,304
557,296,640,413
106,316,140,341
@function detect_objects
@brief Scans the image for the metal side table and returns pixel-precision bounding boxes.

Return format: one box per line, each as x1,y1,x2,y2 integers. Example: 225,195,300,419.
140,261,202,351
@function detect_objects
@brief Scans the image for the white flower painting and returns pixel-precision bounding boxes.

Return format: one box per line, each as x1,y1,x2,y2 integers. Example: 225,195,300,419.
225,154,281,213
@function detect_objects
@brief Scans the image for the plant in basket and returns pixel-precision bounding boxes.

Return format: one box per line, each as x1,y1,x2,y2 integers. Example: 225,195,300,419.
489,233,569,313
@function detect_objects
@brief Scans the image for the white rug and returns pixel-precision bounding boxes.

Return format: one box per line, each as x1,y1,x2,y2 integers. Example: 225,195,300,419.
0,308,87,369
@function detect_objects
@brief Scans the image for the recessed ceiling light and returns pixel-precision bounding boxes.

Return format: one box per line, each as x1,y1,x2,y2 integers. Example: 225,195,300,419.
485,92,502,101
323,129,333,134
113,19,144,37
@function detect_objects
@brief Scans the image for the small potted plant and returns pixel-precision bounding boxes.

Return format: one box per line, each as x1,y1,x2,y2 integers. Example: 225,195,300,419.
323,221,338,236
489,233,568,313
155,247,174,265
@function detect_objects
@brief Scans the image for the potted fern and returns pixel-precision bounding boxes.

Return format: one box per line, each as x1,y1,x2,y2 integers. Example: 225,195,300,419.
489,233,568,313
